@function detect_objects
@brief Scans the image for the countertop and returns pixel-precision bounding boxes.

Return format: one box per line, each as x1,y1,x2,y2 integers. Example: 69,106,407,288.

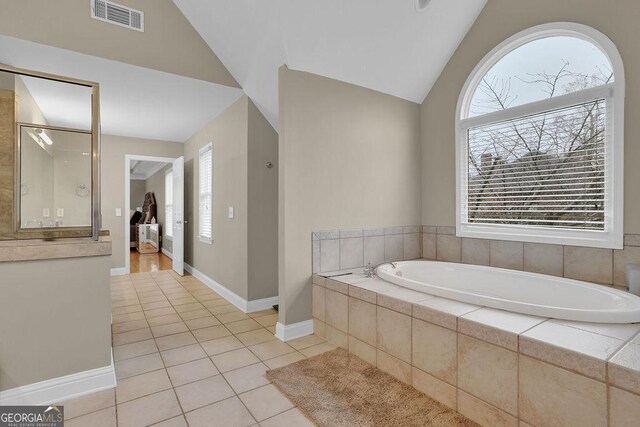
0,235,112,262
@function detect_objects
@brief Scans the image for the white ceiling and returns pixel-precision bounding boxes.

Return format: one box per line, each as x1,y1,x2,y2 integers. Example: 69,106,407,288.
130,160,168,180
0,35,244,142
173,0,487,130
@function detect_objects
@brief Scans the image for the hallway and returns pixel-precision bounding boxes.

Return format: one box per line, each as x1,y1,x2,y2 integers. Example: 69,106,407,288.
60,271,331,426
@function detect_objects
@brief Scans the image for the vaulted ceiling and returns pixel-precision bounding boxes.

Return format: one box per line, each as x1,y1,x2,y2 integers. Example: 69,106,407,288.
174,0,487,130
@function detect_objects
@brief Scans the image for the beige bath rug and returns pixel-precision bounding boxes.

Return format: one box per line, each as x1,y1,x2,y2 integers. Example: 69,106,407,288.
266,348,478,427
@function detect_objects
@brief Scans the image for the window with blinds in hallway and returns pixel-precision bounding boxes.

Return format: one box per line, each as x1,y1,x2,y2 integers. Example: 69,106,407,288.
199,143,213,244
456,25,624,249
165,168,173,238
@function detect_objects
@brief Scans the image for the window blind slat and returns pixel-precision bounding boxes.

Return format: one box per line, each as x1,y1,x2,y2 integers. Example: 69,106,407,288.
470,168,604,182
469,218,605,225
469,193,600,203
468,187,605,195
470,204,604,210
472,160,594,178
470,177,604,188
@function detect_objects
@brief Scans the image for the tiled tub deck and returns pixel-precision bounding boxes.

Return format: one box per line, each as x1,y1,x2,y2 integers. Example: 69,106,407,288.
312,269,640,427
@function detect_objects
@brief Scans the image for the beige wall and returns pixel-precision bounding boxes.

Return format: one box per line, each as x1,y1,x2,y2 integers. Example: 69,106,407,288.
183,96,279,302
278,67,422,324
421,0,640,234
0,0,238,87
184,96,249,298
247,100,279,301
0,254,111,391
101,134,183,269
130,179,146,211
145,163,172,253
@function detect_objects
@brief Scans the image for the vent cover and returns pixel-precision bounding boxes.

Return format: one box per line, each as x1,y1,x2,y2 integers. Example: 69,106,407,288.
91,0,144,32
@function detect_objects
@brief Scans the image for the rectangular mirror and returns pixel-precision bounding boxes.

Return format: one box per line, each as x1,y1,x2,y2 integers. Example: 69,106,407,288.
0,64,100,240
19,125,92,228
137,224,160,254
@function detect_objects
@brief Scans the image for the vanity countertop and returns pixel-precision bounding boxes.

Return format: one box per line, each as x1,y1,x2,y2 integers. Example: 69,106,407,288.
0,234,112,263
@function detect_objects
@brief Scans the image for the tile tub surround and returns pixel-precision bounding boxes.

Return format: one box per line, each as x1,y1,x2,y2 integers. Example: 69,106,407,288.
423,226,640,290
312,271,640,427
316,225,640,290
312,226,423,274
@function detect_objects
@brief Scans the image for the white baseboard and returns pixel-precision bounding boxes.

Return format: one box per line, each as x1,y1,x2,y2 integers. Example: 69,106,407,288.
275,320,313,342
184,263,278,314
110,267,126,276
184,263,246,311
161,248,173,259
247,296,279,313
0,360,116,406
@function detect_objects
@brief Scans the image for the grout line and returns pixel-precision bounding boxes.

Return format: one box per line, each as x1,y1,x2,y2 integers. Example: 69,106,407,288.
114,394,118,427
114,369,173,405
552,321,637,344
518,343,607,381
255,405,300,424
222,377,259,424
516,331,521,421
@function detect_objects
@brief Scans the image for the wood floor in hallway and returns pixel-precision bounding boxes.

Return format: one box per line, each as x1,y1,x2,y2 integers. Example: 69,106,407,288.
130,249,173,273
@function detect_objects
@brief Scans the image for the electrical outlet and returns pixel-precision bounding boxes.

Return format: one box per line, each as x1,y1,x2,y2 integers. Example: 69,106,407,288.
115,208,122,217
43,208,50,218
57,208,64,218
228,207,234,219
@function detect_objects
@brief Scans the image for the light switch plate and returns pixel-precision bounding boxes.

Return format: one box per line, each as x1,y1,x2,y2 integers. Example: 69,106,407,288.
43,208,50,218
57,208,64,218
115,208,122,217
228,207,234,219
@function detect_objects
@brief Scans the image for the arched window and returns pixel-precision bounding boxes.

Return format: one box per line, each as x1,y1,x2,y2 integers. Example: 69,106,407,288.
455,23,624,248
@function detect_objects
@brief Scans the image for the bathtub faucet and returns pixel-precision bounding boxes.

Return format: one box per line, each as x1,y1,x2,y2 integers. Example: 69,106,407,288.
363,262,397,278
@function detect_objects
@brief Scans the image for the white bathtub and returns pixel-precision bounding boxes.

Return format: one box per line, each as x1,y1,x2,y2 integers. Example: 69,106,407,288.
376,260,640,323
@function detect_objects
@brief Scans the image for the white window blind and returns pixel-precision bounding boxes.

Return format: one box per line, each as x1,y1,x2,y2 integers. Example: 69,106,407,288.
165,169,173,238
465,99,606,230
199,143,213,243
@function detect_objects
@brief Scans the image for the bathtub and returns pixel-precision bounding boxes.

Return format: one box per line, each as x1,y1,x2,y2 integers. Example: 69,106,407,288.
376,260,640,323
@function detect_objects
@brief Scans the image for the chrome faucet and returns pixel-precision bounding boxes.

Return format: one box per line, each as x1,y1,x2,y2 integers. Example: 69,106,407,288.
363,262,397,278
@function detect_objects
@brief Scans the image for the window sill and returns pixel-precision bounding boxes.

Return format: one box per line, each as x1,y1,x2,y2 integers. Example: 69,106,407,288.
457,223,623,250
199,236,213,245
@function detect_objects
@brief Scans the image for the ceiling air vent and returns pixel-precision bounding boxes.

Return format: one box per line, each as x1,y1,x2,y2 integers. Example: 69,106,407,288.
91,0,144,32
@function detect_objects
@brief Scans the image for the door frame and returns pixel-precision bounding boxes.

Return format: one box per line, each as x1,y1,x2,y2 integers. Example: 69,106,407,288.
124,154,179,275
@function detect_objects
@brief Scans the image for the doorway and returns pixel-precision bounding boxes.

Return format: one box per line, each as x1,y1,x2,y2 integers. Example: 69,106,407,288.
124,154,184,275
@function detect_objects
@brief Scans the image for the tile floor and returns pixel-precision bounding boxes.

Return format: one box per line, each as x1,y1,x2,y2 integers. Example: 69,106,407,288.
60,270,334,426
